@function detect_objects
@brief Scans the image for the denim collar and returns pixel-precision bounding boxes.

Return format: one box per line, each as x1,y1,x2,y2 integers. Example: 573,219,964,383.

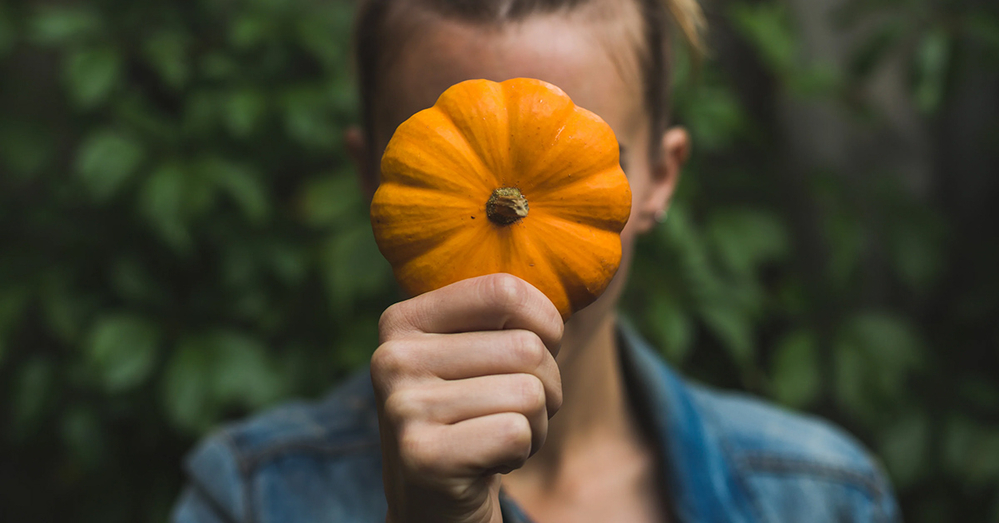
499,320,756,523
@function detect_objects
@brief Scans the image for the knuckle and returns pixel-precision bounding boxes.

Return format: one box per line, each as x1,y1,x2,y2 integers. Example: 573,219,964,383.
484,273,529,311
508,330,546,368
383,389,424,425
370,340,411,376
378,303,409,342
496,414,532,463
398,426,439,478
550,374,564,413
512,374,546,414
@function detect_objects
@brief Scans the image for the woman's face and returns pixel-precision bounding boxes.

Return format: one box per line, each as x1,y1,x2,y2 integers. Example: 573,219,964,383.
368,10,681,326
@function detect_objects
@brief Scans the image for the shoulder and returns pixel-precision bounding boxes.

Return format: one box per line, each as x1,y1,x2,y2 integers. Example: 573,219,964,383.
173,369,386,523
687,382,901,523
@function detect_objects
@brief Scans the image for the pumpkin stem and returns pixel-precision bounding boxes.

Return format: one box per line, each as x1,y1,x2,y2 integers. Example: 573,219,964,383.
486,187,529,225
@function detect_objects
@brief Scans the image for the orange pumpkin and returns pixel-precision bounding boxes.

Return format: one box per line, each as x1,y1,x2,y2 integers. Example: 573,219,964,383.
370,78,632,320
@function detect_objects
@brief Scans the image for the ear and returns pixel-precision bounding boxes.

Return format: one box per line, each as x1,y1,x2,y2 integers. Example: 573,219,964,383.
345,126,378,199
634,126,690,234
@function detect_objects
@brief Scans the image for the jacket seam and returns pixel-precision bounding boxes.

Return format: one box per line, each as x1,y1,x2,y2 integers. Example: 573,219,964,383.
186,481,242,523
740,452,891,521
738,454,882,497
220,431,256,523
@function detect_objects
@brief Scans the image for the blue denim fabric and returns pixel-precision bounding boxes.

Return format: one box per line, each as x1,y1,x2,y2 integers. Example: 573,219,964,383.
172,323,901,523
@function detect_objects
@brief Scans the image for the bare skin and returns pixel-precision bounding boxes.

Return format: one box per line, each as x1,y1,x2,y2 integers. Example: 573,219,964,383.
349,8,691,523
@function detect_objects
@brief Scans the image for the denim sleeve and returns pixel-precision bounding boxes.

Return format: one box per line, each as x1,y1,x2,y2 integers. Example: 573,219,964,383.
171,433,249,523
172,487,239,523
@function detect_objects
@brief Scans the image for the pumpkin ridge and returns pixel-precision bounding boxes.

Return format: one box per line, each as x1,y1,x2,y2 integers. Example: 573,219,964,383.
503,79,578,186
505,224,572,318
396,221,499,294
372,184,482,266
530,216,622,281
383,107,497,194
529,221,610,314
436,80,512,185
431,104,503,191
516,109,621,193
527,207,627,235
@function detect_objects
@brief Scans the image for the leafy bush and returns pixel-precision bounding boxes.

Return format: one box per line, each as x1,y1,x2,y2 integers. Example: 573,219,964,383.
1,0,997,521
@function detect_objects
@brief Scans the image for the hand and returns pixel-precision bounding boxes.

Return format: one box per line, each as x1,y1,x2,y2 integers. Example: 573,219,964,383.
371,274,564,523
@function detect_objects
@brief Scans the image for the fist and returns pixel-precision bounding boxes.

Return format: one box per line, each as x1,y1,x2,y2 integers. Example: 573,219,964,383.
371,274,564,523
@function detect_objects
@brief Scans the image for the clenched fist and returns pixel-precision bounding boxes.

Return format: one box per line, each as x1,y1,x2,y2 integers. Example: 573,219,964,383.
371,274,564,523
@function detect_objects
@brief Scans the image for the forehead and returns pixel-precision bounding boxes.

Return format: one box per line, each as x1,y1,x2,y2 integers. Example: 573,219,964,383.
374,10,646,149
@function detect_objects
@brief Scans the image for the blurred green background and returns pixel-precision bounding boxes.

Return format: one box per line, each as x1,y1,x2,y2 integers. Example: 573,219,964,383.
1,0,997,521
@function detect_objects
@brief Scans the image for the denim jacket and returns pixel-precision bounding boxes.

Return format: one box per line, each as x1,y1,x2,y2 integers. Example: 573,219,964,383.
172,323,901,523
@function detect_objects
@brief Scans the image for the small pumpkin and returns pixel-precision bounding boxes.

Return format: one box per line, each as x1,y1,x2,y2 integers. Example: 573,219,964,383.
370,78,632,320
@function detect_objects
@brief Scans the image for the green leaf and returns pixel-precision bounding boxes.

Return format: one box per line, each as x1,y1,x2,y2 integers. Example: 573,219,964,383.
61,406,105,470
0,4,15,57
202,158,270,224
683,86,746,151
210,332,284,408
321,223,393,312
849,21,905,78
161,331,286,434
912,28,951,114
30,6,101,45
943,417,999,486
879,412,930,488
110,257,167,306
224,89,267,137
143,31,191,89
161,337,213,433
40,274,97,344
75,129,145,201
282,88,339,150
86,314,160,392
730,2,796,74
297,173,362,228
708,208,789,277
229,14,274,49
966,13,999,55
834,337,869,420
64,46,121,108
698,302,754,366
139,164,193,252
648,296,694,364
10,357,55,440
200,52,238,81
834,311,924,421
846,312,924,372
0,287,29,368
0,121,56,179
769,329,821,408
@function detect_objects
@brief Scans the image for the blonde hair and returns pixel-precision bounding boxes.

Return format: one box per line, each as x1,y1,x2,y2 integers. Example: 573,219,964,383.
353,0,707,163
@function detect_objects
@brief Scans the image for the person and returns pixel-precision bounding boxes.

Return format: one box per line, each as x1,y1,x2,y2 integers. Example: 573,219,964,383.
172,0,902,522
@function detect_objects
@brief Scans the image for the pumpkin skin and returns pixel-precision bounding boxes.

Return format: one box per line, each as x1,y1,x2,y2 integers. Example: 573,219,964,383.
370,78,632,320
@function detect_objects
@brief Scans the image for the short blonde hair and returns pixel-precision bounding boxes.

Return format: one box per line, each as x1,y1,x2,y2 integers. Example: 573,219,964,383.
353,0,707,164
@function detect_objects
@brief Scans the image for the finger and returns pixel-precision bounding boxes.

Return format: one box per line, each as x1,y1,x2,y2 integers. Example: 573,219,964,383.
376,330,561,414
403,413,536,480
386,373,549,451
379,273,563,354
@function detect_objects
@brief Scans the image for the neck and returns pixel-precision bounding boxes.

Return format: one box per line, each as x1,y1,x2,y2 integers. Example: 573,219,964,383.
504,311,639,487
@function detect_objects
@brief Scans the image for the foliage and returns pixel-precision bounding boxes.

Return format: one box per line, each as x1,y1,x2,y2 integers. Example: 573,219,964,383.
0,0,997,521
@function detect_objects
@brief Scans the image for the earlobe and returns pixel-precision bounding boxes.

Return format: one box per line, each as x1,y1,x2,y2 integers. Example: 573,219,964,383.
344,126,377,199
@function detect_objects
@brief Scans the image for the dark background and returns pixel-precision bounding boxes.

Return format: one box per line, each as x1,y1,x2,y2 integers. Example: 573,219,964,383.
1,0,997,521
